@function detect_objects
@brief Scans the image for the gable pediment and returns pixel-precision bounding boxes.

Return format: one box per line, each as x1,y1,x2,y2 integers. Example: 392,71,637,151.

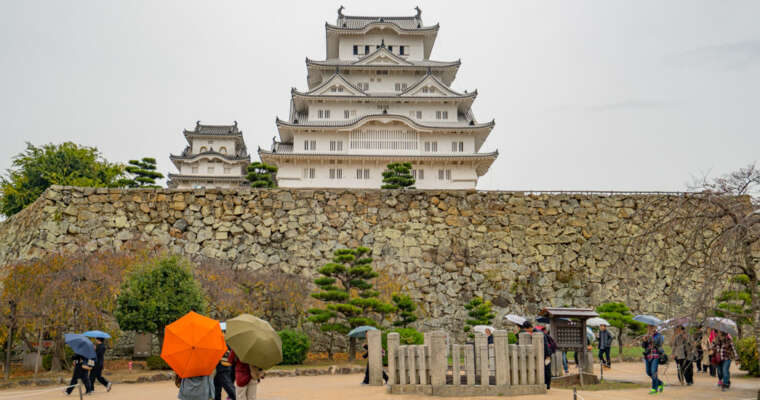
354,47,413,66
402,74,464,97
310,74,366,96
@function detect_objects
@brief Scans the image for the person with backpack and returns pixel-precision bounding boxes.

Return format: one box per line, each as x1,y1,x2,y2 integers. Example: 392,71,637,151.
214,346,236,400
535,325,557,390
641,325,665,394
64,353,94,396
672,325,694,385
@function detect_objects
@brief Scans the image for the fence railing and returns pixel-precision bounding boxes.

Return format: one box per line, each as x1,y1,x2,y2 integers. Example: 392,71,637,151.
367,330,547,397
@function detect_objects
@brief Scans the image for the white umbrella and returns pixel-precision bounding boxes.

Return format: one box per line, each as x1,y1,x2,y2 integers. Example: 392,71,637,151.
504,314,527,326
704,317,738,337
472,325,495,334
586,317,611,327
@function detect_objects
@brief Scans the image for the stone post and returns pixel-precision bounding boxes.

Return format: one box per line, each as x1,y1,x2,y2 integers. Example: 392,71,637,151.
451,344,461,386
509,344,519,385
493,330,509,386
367,329,382,386
417,345,428,385
407,346,417,384
429,331,447,387
387,332,400,385
519,345,528,385
584,351,594,374
473,332,486,378
464,344,475,385
479,344,489,385
398,346,407,385
533,332,545,387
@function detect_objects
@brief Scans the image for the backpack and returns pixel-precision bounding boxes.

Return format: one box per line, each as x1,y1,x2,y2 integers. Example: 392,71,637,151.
544,334,557,356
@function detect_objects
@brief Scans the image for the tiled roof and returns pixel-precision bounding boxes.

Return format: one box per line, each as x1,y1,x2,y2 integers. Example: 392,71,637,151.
183,121,242,136
331,6,437,31
277,114,494,130
170,151,250,162
306,58,459,68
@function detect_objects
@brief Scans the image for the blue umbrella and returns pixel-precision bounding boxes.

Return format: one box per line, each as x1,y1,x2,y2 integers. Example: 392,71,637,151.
586,327,595,343
82,330,111,339
347,326,378,339
65,333,96,359
633,315,663,326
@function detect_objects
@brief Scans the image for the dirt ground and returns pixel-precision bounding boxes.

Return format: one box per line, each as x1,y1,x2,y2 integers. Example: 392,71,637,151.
2,362,757,400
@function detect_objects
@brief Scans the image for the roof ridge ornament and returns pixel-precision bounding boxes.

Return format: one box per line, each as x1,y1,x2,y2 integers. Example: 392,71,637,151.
415,6,422,19
380,39,385,48
338,5,344,18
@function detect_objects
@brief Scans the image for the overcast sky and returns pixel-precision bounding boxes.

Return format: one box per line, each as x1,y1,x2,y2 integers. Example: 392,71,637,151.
1,0,758,191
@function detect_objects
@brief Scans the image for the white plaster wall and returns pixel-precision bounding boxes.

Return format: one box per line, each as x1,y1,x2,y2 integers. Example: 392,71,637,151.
177,159,247,175
338,33,424,61
275,160,476,189
191,138,237,155
290,132,475,156
306,101,459,123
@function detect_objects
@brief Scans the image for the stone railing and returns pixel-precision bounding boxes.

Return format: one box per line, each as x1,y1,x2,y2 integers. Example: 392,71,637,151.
367,330,546,397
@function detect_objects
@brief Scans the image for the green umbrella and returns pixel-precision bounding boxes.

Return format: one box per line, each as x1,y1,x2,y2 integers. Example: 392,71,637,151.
225,314,282,369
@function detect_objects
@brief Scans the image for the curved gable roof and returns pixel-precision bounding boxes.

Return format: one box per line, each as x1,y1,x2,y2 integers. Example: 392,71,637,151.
353,47,414,66
303,73,367,96
401,73,473,97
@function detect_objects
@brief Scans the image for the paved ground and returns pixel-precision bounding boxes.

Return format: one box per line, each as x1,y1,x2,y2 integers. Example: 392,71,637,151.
2,362,757,400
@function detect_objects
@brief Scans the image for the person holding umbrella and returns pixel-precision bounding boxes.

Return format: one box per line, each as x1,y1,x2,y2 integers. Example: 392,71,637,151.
63,333,96,396
597,324,614,369
225,314,283,400
712,330,737,392
640,324,665,395
90,337,112,392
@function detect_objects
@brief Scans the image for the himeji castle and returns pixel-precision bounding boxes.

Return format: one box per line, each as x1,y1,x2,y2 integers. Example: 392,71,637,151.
168,121,251,189
259,7,498,189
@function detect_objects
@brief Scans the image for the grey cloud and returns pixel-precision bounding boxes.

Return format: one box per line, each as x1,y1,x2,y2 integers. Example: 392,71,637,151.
667,40,760,70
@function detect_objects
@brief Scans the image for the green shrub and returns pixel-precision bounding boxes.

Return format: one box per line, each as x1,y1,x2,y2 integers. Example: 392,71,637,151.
737,336,759,376
43,346,74,370
278,329,310,365
508,332,518,344
146,355,170,370
381,327,424,365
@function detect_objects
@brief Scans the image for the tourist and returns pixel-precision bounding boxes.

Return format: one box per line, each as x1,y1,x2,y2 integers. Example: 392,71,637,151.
485,328,494,345
641,324,665,394
535,326,556,390
712,331,737,392
561,352,569,374
65,352,94,395
176,374,215,400
230,349,263,400
694,328,704,373
705,329,717,378
597,324,614,368
361,343,388,385
214,346,236,400
672,326,694,385
89,337,112,392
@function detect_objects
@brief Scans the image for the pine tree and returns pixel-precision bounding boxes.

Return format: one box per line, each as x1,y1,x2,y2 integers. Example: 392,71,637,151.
463,297,495,337
308,246,395,360
392,293,418,327
118,157,164,188
596,302,646,356
716,274,757,337
381,162,415,189
246,162,278,188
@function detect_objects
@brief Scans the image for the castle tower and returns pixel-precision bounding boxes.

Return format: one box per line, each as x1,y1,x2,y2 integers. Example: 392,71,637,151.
168,121,251,189
259,7,497,189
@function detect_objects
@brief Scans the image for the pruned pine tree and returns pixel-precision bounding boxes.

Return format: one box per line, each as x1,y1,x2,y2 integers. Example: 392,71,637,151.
118,157,164,188
463,297,495,338
308,247,395,360
392,293,418,327
381,162,415,189
246,162,278,188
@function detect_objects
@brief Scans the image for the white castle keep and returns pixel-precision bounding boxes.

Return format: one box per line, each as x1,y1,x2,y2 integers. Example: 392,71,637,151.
259,7,498,189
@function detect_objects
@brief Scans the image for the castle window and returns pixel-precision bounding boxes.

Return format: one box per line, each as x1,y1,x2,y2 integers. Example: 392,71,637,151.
451,141,464,152
302,168,316,179
329,168,343,179
388,45,393,52
344,110,350,119
219,146,227,154
400,45,406,55
364,45,370,54
199,146,207,152
353,45,358,55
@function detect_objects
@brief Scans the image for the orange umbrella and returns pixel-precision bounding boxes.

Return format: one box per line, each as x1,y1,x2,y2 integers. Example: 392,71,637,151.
160,311,226,378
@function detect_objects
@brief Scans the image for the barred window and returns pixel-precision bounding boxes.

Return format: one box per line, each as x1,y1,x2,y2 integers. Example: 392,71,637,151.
350,129,418,151
303,168,316,179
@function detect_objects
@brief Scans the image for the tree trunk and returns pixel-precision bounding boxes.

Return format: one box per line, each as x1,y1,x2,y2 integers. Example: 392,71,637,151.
157,328,165,354
749,269,760,375
50,339,63,372
327,333,334,361
33,328,42,376
4,324,12,380
348,337,356,361
617,328,624,361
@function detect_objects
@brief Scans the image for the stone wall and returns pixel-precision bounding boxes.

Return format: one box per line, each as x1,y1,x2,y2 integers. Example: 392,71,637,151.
0,186,707,335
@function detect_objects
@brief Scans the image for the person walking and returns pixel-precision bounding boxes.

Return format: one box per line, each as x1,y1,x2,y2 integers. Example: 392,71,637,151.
597,324,614,368
214,346,236,400
641,325,665,395
712,331,737,392
693,328,704,373
361,343,388,384
89,337,112,392
65,353,94,396
176,374,215,400
672,326,694,385
230,349,263,400
705,329,718,378
535,326,556,390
